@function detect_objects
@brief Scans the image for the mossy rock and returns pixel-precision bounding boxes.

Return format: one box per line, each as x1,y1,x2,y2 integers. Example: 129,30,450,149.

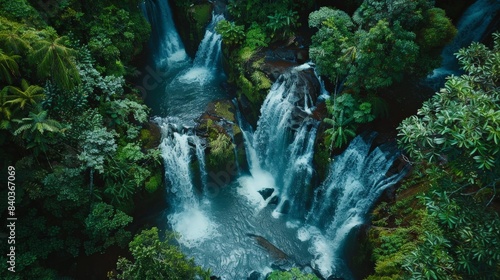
139,122,161,149
145,172,163,193
171,1,213,58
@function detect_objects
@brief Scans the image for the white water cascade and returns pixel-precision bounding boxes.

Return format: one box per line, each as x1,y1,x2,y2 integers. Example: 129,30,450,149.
144,4,226,248
156,118,217,247
300,133,408,278
143,2,410,278
178,13,224,85
141,0,188,69
427,0,500,86
238,64,320,216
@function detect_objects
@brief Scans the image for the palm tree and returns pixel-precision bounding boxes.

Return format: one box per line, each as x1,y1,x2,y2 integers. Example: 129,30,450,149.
14,106,65,155
0,87,16,130
0,48,20,84
4,79,44,110
0,29,30,54
30,35,80,89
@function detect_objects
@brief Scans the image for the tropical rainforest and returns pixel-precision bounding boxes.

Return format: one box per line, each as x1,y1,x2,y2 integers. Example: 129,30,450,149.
0,0,499,279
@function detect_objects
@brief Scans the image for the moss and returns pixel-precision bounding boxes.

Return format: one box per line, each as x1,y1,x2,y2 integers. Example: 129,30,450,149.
214,101,235,121
313,141,331,182
207,133,235,171
251,70,272,90
191,3,212,31
237,74,259,104
145,172,162,193
238,46,256,62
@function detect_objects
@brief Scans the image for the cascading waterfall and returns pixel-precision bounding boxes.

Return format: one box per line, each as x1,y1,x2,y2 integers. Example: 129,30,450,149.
178,13,224,85
156,117,216,247
193,13,224,68
300,133,408,279
141,0,412,278
145,6,226,249
141,0,188,68
427,0,500,86
238,64,320,214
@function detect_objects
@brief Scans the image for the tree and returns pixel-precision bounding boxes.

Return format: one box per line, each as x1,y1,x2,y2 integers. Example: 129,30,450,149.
0,28,30,54
30,34,80,89
0,48,20,84
323,94,374,149
309,7,355,93
4,79,44,110
13,105,65,155
111,227,210,280
398,33,500,174
84,202,132,255
309,3,454,93
216,20,245,47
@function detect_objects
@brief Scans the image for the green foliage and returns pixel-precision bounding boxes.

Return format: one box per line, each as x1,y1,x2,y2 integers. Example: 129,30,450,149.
418,8,457,50
309,8,355,88
13,106,65,155
0,48,20,83
4,79,44,110
323,94,374,149
398,33,500,173
403,190,500,279
0,0,44,25
208,133,234,168
145,172,163,193
216,20,245,47
309,2,454,93
111,227,210,280
353,0,432,30
30,32,81,89
78,127,117,173
86,5,150,74
84,202,132,255
245,23,269,50
267,267,319,280
266,10,299,40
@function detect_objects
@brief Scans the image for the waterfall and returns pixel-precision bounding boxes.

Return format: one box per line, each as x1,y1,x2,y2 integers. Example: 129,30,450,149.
177,13,224,85
427,0,500,85
301,133,408,279
238,64,320,215
193,13,224,68
141,0,188,69
156,117,216,248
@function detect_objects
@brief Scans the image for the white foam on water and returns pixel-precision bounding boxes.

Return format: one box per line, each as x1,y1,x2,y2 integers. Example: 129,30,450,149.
178,67,212,85
169,207,218,248
297,227,311,241
237,169,276,209
310,234,335,278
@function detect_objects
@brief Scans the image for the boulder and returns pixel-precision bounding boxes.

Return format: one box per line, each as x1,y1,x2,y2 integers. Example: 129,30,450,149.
247,271,261,280
258,188,275,200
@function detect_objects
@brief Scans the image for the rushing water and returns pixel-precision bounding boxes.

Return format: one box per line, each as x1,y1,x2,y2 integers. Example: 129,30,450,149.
427,0,500,87
144,1,409,279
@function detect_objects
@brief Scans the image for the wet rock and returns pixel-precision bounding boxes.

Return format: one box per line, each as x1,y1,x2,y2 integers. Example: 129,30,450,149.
278,200,291,214
258,188,275,200
247,270,261,280
268,195,280,205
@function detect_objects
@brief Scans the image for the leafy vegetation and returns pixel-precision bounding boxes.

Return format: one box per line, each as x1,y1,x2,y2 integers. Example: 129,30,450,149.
110,227,210,280
267,267,319,280
0,1,165,279
366,33,500,280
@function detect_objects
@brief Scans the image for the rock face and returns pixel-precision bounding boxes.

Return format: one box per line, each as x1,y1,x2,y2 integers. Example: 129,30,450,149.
170,0,214,58
235,52,322,129
196,99,248,176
